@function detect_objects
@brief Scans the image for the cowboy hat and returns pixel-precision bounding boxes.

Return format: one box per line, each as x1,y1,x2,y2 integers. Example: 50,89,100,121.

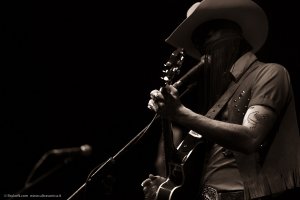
165,0,268,60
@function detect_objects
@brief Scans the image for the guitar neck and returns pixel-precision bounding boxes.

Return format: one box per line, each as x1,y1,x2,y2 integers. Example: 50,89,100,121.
161,118,178,176
159,48,185,177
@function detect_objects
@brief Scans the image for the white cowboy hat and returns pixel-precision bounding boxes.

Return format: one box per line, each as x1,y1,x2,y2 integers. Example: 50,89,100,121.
165,0,268,59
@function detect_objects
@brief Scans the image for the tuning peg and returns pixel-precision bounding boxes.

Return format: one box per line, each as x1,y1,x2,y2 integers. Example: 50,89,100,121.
164,62,172,67
162,69,168,74
161,76,170,82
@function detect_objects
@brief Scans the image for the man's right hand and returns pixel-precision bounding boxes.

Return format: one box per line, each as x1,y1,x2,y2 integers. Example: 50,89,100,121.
141,174,166,200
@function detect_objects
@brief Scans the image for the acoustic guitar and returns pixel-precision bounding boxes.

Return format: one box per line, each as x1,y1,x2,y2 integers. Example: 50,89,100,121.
155,48,206,200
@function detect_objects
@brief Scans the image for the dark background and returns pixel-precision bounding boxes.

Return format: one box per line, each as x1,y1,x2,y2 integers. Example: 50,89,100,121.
1,0,299,200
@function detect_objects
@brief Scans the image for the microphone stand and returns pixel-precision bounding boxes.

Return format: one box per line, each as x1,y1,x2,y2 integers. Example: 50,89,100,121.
67,114,159,200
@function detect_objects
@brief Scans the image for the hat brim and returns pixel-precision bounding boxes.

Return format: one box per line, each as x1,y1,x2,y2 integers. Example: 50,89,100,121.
165,0,268,60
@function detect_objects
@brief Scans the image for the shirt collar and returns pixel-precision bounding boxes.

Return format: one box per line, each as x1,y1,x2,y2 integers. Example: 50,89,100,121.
230,51,258,82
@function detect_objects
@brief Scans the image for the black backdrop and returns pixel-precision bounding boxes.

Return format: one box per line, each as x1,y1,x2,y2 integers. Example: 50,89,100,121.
1,0,299,200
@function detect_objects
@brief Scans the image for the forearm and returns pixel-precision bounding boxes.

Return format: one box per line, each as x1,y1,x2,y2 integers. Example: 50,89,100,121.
173,106,256,154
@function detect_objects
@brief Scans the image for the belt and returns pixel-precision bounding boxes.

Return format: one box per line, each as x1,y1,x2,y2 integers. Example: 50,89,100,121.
202,185,244,200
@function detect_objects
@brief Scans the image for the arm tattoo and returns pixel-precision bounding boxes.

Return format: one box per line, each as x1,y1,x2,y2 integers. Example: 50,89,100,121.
247,111,269,129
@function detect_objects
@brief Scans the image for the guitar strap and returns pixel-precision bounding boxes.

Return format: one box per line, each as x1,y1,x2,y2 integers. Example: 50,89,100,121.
205,59,259,120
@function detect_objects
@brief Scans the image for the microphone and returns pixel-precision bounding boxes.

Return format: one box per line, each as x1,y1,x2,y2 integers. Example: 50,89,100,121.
49,144,93,157
23,144,93,189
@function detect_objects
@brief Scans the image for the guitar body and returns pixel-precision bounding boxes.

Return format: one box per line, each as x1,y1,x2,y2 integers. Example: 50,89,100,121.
155,132,206,200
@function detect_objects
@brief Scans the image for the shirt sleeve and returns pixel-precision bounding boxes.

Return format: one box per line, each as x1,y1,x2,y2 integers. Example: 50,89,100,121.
248,63,291,115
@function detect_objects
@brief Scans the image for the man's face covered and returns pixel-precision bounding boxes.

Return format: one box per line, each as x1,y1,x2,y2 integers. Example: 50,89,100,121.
191,19,243,56
191,19,248,106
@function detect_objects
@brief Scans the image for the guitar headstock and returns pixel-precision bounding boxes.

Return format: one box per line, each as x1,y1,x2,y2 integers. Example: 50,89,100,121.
161,48,185,85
